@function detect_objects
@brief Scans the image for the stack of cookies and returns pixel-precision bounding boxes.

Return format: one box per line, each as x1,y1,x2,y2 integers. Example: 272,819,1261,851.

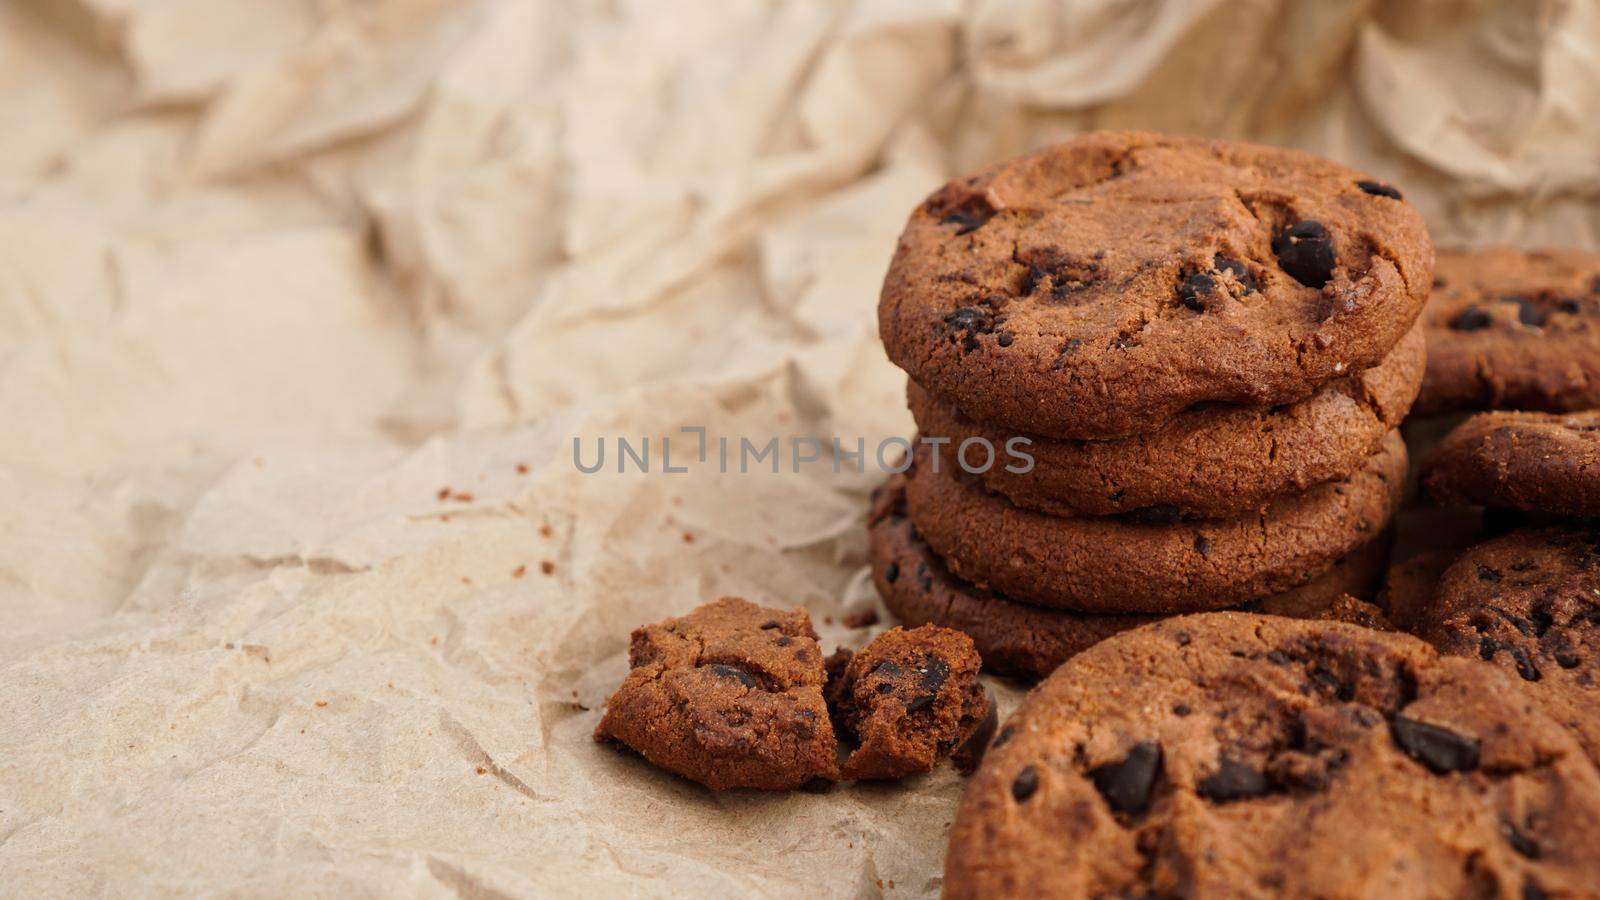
869,132,1435,679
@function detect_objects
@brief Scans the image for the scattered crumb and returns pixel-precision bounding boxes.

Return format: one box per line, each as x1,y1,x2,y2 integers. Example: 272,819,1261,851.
842,609,880,629
539,524,553,538
512,565,527,578
430,636,439,646
314,700,328,708
253,457,265,467
386,681,394,689
682,532,694,543
461,576,472,585
540,560,556,575
476,766,487,775
452,491,475,503
436,486,451,501
224,642,235,649
823,616,834,626
515,463,529,474
440,514,451,523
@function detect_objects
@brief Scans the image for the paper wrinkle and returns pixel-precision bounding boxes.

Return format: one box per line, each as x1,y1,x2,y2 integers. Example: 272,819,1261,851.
3,0,1599,895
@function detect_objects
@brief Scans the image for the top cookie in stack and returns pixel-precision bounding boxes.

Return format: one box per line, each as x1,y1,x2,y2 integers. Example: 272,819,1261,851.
871,133,1433,665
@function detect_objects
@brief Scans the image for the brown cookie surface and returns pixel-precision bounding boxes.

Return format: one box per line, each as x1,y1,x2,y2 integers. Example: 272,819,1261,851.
879,131,1433,440
945,613,1600,899
593,597,838,790
826,625,992,781
868,477,1392,679
1412,526,1600,768
1422,410,1600,518
1417,247,1600,415
901,431,1407,614
908,323,1423,518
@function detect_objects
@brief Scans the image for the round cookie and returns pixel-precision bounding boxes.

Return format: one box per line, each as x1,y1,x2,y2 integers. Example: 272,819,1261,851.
878,131,1433,440
869,480,1392,680
1422,410,1600,518
945,613,1600,899
1412,526,1600,768
901,431,1407,614
908,323,1424,518
1417,247,1600,415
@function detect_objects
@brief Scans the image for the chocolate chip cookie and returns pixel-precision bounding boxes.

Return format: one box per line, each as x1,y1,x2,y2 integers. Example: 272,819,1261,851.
945,613,1600,898
869,478,1390,679
1422,410,1600,518
908,323,1423,518
901,431,1406,614
826,624,994,780
594,597,838,790
1412,526,1600,767
879,132,1433,440
1417,247,1600,415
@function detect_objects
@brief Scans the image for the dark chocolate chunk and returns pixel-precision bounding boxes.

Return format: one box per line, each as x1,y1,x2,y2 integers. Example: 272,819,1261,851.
1391,716,1480,774
1123,504,1183,525
884,562,899,584
1012,765,1039,802
1196,758,1270,803
1272,220,1336,288
1177,272,1217,311
1503,821,1541,859
1449,307,1493,331
1194,535,1213,557
997,331,1014,347
709,664,759,688
941,210,989,235
1356,180,1402,200
1213,256,1259,293
1089,741,1162,815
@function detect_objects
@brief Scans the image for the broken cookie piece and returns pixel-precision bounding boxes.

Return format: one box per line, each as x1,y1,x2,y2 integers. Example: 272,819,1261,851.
829,625,994,781
593,597,839,790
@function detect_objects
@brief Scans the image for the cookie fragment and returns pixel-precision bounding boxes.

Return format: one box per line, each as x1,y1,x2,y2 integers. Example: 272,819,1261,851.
829,625,993,781
593,597,839,790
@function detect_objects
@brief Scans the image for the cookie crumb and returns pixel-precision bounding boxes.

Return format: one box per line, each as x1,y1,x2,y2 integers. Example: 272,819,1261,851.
512,565,527,578
540,560,556,575
842,609,880,629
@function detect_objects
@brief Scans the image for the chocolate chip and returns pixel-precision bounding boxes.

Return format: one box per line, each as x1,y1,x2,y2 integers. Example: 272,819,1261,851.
1523,878,1548,900
709,664,758,688
1213,255,1259,294
1089,742,1162,815
1503,821,1541,859
1477,565,1502,582
776,636,793,647
1172,703,1191,717
1175,631,1191,647
1449,307,1493,331
884,562,900,584
760,621,781,629
1554,650,1580,669
905,655,949,711
1356,180,1402,200
1011,765,1039,802
992,725,1015,748
1272,220,1336,288
1196,758,1269,803
1267,651,1290,665
1123,504,1182,525
1512,297,1549,327
1391,716,1480,773
1020,263,1046,296
941,210,989,235
1558,297,1581,314
1194,535,1213,557
1177,272,1217,311
997,331,1014,347
1433,277,1447,289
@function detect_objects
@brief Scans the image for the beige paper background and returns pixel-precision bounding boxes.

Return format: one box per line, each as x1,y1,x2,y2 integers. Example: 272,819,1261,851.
2,0,1597,895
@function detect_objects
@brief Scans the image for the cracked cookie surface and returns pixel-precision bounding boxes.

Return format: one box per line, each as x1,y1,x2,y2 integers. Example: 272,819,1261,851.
908,323,1423,518
1413,526,1600,768
869,476,1391,679
901,431,1406,614
878,131,1433,440
826,624,993,780
1422,410,1600,518
593,597,838,790
1417,247,1600,415
945,613,1600,899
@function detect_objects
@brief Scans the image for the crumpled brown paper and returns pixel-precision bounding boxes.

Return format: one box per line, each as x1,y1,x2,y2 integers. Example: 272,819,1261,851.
2,0,1597,895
